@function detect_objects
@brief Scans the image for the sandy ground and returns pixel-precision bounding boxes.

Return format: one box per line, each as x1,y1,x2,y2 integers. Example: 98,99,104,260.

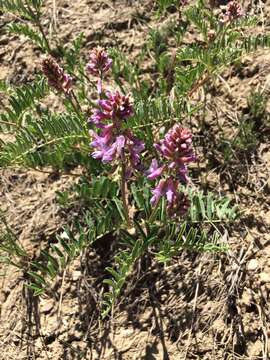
0,0,270,359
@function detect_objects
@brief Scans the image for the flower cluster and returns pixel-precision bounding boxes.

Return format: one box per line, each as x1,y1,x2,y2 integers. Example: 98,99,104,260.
88,50,144,173
86,47,112,77
147,124,195,217
42,56,73,95
90,90,133,127
149,125,195,182
221,1,244,23
90,126,144,167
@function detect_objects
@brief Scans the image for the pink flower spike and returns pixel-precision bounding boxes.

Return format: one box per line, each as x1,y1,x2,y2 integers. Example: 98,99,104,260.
221,1,244,23
42,57,73,95
86,47,112,77
153,124,195,181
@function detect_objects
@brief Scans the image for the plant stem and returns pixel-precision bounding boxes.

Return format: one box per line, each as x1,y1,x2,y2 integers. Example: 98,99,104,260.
37,20,51,53
120,150,131,227
0,120,20,128
71,90,84,115
67,95,81,118
148,198,161,224
188,71,210,98
68,91,89,133
25,4,51,53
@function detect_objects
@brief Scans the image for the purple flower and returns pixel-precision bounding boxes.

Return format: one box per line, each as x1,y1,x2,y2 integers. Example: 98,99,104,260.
90,125,113,160
221,1,244,23
148,124,195,217
88,69,143,175
150,178,178,206
154,124,195,183
86,47,112,77
42,57,73,95
89,109,108,127
125,131,145,168
150,179,166,206
102,135,126,162
99,91,134,121
147,159,165,180
89,90,133,128
90,126,144,168
151,178,190,217
90,125,112,147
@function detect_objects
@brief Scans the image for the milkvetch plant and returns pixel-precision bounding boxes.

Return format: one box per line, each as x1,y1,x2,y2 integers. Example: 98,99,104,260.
0,0,268,317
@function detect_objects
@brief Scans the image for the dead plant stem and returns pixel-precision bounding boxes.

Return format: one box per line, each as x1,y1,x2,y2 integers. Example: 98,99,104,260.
57,268,67,321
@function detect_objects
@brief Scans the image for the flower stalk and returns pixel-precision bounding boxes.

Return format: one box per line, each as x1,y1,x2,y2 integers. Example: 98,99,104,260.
120,150,131,227
86,48,144,225
25,3,51,53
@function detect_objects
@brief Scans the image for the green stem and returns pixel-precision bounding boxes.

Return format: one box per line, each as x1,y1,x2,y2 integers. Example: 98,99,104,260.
71,90,83,114
25,4,51,53
68,91,89,133
120,151,131,227
36,20,51,53
148,198,161,224
67,95,81,118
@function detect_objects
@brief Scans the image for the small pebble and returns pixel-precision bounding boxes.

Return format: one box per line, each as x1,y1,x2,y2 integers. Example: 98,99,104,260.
247,259,258,271
260,272,270,283
121,328,135,338
72,270,81,281
41,300,54,314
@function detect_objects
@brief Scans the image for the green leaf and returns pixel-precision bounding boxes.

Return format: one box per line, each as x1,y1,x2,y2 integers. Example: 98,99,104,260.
7,23,47,51
112,197,126,222
28,271,46,285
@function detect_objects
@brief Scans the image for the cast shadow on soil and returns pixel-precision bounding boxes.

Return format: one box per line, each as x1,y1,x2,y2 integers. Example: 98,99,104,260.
55,252,200,359
22,234,262,359
23,285,41,358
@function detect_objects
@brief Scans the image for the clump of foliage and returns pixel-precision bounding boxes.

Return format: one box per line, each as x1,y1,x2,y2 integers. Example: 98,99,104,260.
219,87,269,162
0,0,268,318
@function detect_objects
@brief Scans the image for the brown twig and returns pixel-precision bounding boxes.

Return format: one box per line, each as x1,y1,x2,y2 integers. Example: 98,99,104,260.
188,72,211,98
71,90,83,115
57,268,67,322
0,120,20,128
